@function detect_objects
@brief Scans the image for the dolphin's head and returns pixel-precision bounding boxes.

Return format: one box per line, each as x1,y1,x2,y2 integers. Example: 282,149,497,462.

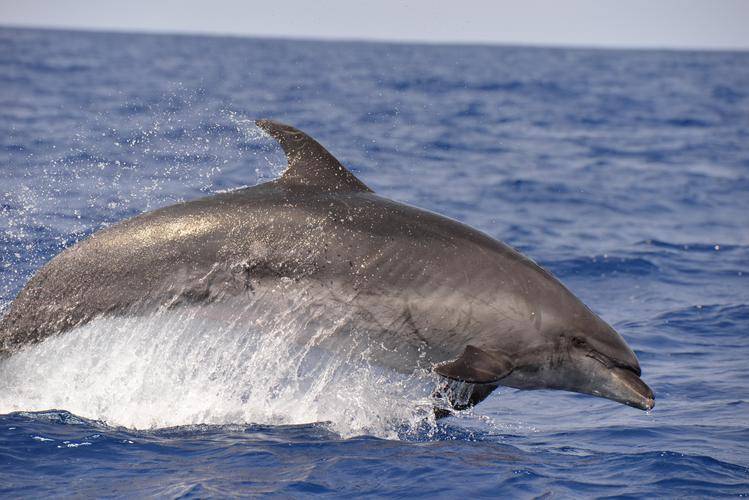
577,319,655,410
486,294,655,411
435,252,655,411
515,320,656,411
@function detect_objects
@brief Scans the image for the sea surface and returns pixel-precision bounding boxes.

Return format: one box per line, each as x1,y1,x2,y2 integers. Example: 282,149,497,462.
1,27,748,497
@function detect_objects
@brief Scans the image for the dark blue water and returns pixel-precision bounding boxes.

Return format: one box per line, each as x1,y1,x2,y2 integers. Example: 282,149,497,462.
1,27,748,497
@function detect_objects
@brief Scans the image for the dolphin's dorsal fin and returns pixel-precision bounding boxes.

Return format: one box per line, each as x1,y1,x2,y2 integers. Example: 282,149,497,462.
435,345,514,384
256,119,372,192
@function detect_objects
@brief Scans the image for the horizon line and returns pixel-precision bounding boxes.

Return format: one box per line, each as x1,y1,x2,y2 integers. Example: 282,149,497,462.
3,23,749,54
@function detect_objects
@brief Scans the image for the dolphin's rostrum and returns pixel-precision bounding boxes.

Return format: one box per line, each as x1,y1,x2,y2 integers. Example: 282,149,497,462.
0,120,654,413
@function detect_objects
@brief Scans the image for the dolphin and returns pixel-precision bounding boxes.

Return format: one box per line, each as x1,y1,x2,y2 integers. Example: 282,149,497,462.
0,119,654,413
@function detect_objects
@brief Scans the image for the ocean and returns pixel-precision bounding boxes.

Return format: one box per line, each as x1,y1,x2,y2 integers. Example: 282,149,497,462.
0,27,748,497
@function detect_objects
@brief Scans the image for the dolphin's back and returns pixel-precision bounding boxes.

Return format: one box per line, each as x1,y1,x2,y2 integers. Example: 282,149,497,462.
0,171,530,353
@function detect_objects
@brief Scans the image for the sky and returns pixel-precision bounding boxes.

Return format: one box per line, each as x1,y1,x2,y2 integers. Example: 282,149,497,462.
1,0,748,51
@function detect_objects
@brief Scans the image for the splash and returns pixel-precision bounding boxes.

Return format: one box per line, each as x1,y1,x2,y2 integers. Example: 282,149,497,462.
226,110,288,183
0,286,442,439
0,97,446,439
0,86,286,307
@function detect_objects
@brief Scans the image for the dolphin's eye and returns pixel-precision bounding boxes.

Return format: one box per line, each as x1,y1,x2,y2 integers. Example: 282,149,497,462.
571,336,589,349
570,336,615,368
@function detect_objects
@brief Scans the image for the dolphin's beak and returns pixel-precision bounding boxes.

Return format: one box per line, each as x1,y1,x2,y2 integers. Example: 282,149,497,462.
568,352,655,410
606,366,655,410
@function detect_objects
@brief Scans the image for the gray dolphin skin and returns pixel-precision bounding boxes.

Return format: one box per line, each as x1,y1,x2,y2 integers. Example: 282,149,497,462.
0,119,654,413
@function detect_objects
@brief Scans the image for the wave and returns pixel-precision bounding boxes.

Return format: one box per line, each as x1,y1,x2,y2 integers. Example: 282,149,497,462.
549,255,659,278
655,303,749,337
637,239,743,253
3,409,747,496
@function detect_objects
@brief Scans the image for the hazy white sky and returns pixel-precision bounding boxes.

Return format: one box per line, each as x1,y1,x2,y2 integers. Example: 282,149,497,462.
1,0,748,50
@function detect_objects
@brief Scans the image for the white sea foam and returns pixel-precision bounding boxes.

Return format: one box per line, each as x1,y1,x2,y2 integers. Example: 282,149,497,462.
0,287,442,439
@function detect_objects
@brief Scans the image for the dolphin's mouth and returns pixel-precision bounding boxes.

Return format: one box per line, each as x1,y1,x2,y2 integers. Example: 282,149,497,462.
580,344,654,411
607,366,655,411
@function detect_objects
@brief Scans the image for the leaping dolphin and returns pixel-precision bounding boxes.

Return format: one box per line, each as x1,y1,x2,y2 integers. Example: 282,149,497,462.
0,120,654,413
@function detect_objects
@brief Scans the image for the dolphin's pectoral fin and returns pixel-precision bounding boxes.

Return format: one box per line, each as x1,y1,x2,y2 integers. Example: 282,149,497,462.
435,345,514,384
432,380,499,418
432,346,511,417
255,119,373,193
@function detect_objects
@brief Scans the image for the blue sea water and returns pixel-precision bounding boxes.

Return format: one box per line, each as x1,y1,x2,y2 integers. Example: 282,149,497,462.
1,26,748,497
